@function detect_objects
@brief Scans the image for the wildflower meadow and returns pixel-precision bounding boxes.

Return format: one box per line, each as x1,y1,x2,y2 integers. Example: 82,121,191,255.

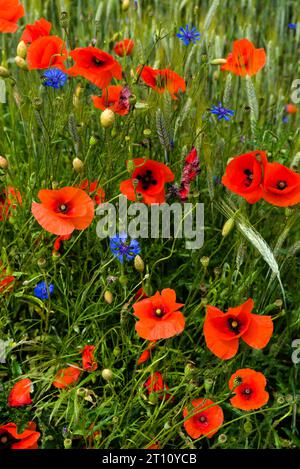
1,0,300,454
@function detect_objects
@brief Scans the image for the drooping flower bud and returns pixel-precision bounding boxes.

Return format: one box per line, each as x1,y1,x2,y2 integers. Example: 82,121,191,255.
222,218,235,237
122,0,130,11
100,109,115,128
104,290,113,304
14,56,28,70
17,41,27,59
101,368,113,381
0,66,10,78
210,58,227,65
0,156,8,169
134,255,144,272
72,157,84,173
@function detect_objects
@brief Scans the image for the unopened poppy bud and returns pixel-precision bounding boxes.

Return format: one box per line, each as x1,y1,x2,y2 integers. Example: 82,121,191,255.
210,58,227,65
222,218,235,237
101,368,113,381
200,256,210,268
218,434,227,444
127,159,135,174
0,66,10,78
119,275,128,286
104,290,113,304
148,393,158,405
100,109,115,128
89,135,97,146
112,32,120,42
134,255,144,272
63,438,72,449
113,346,121,357
122,0,130,11
17,40,27,59
72,157,84,173
243,421,252,434
0,156,8,169
204,378,213,392
14,56,28,70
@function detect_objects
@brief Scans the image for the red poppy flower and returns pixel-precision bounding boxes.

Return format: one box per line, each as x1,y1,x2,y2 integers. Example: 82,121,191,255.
0,0,24,33
221,39,266,76
138,65,186,100
0,422,40,449
183,398,224,439
145,442,160,449
8,378,33,407
92,86,130,116
144,371,171,400
204,298,273,360
285,104,298,114
114,39,134,57
0,263,15,293
0,186,22,221
261,162,300,207
68,47,122,89
81,345,98,372
27,35,67,70
229,368,269,410
133,288,185,340
53,233,72,253
120,158,174,204
52,365,81,389
137,341,156,365
222,150,268,203
20,18,51,44
79,179,105,205
31,186,94,236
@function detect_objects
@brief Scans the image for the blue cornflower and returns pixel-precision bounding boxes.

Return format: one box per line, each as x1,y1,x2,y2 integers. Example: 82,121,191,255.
42,68,67,89
176,24,201,46
109,232,141,263
282,116,289,123
34,281,54,300
210,102,235,121
288,23,297,30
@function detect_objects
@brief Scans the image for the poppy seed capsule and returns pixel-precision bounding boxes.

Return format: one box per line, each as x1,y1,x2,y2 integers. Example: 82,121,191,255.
200,256,210,268
101,368,113,381
0,156,8,169
72,157,84,173
222,218,235,237
100,109,115,128
134,255,144,272
14,56,28,70
104,290,113,304
0,66,10,78
17,41,27,59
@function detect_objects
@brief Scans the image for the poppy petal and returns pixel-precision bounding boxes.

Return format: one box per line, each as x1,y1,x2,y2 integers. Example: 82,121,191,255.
242,314,273,349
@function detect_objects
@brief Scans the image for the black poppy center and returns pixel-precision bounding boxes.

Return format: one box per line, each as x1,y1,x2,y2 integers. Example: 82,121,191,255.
136,169,157,190
198,414,208,424
228,317,240,334
242,387,253,399
276,180,287,190
93,57,105,67
59,204,68,213
153,305,166,318
244,169,253,187
0,432,17,449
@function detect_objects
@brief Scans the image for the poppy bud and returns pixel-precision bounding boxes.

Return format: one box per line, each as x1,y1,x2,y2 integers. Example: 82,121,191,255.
14,56,28,70
122,0,130,11
100,109,115,128
119,275,128,286
112,32,120,42
0,156,8,169
104,290,113,304
210,58,227,65
17,41,27,59
222,218,235,237
72,157,84,173
143,129,151,136
243,421,252,434
218,434,227,444
113,346,121,357
0,66,10,78
134,255,144,272
89,135,97,146
200,256,210,268
127,159,135,174
63,438,72,449
204,377,213,392
101,368,113,381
